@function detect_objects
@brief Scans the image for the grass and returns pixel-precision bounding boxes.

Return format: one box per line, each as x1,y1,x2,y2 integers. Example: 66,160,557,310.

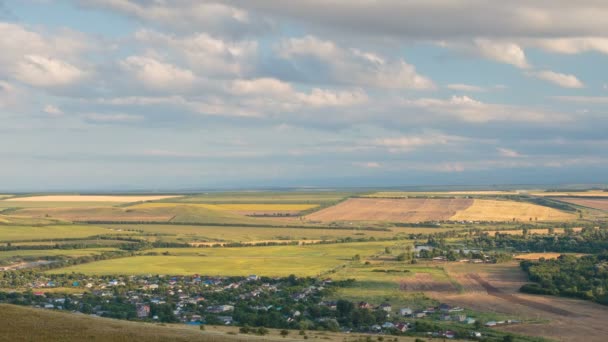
47,241,395,276
0,304,448,342
0,248,119,262
0,225,127,242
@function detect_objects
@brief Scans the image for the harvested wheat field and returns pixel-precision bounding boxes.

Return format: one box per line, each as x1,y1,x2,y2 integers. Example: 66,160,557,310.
531,190,608,197
307,198,573,222
428,263,608,342
307,198,473,222
551,197,608,210
128,202,317,216
450,199,575,221
514,253,585,260
4,195,180,203
484,227,583,236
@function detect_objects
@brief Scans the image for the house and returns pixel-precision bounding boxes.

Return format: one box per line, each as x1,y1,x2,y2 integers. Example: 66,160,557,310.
379,303,392,312
439,303,452,312
371,325,382,332
44,304,54,309
485,321,497,327
358,302,372,309
399,307,413,316
246,275,259,281
207,305,234,313
445,330,456,339
432,256,447,262
136,304,150,319
395,323,408,332
413,311,426,318
382,322,395,329
448,306,464,312
471,331,482,338
465,317,476,325
440,314,451,321
453,314,467,322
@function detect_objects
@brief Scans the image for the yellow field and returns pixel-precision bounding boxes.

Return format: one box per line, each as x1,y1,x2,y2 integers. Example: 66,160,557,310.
513,253,580,260
4,195,181,203
129,202,318,211
450,199,575,221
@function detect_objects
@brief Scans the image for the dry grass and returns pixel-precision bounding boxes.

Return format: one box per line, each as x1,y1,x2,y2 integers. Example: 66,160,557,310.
0,304,445,342
4,195,181,203
307,198,473,222
513,253,584,260
450,199,575,221
366,191,523,197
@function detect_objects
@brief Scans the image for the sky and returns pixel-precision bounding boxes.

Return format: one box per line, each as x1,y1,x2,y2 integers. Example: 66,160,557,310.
0,1,607,191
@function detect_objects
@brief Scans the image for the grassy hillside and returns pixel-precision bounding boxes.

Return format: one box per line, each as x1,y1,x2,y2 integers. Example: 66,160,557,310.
0,304,255,341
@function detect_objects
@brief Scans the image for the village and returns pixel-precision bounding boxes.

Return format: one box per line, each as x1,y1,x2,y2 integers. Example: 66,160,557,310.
0,272,520,339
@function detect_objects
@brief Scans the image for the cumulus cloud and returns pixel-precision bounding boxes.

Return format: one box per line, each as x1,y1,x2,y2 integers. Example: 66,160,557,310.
473,39,530,68
120,56,197,91
43,104,64,117
14,55,85,87
0,23,90,88
134,29,257,76
278,35,435,90
528,70,584,88
401,96,563,123
84,112,144,123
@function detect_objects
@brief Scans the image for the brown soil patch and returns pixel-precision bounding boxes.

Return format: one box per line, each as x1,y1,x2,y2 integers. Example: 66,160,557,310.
399,273,458,293
307,198,473,222
553,197,608,210
427,263,608,342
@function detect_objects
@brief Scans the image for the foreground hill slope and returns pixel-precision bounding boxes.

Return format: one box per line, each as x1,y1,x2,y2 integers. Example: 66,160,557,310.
0,304,250,342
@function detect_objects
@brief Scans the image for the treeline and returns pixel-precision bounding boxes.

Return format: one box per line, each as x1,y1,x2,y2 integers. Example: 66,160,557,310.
469,227,608,254
520,253,608,305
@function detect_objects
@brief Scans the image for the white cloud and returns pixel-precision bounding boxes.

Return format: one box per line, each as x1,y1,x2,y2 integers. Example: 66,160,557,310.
134,29,257,76
120,56,196,91
447,84,486,92
0,23,90,88
497,147,523,158
528,37,608,55
373,133,468,153
278,35,435,90
552,96,608,104
14,55,85,87
473,39,530,68
43,104,64,117
402,95,565,123
529,70,584,88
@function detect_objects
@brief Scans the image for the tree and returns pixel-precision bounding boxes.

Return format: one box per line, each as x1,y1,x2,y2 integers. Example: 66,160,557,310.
503,335,514,342
280,329,289,338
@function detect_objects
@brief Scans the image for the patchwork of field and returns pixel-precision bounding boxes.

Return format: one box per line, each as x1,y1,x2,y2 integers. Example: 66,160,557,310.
9,205,284,225
308,198,473,222
551,197,608,210
47,241,392,276
128,202,318,216
307,198,574,222
0,225,126,242
4,195,181,202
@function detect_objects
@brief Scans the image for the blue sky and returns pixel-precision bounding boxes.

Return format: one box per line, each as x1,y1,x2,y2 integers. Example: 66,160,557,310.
0,1,607,191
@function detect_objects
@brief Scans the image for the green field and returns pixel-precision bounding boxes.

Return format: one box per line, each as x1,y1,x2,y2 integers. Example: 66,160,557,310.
47,241,395,276
0,225,127,242
0,248,119,262
100,224,452,243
